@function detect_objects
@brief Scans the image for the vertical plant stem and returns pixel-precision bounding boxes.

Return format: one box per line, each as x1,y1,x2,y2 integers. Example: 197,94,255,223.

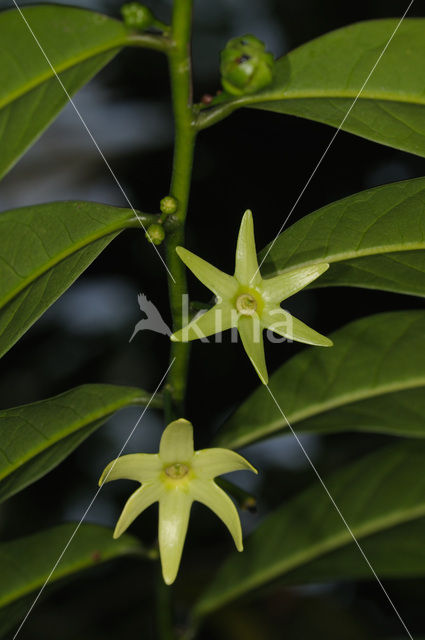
165,0,196,417
156,567,174,640
158,2,196,634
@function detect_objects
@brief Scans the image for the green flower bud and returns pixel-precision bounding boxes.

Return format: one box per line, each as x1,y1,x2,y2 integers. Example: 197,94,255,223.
220,34,275,96
160,196,178,215
146,223,165,245
121,3,154,31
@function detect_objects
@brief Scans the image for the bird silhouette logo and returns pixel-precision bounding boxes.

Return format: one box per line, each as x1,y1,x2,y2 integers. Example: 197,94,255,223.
129,294,171,342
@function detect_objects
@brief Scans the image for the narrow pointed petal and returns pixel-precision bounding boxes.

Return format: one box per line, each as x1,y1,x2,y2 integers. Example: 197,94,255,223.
262,309,333,347
193,448,257,479
238,315,268,384
234,210,261,286
176,247,238,300
159,490,192,585
190,479,243,551
261,263,330,304
99,453,161,486
113,483,161,538
159,419,194,463
170,303,237,342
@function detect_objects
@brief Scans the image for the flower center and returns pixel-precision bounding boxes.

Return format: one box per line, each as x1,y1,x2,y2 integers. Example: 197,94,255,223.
236,293,258,316
165,463,189,479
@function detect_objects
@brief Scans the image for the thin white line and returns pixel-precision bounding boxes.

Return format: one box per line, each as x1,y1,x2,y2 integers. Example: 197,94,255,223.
12,358,175,640
11,0,176,284
265,383,414,640
253,0,415,282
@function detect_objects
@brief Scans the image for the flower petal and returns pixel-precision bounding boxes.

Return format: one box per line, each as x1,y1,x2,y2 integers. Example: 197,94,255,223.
238,315,268,384
159,419,194,463
99,453,161,486
113,482,161,538
176,246,238,300
261,263,329,303
234,210,261,286
190,479,243,551
262,309,333,347
192,448,257,479
159,489,192,585
170,303,237,342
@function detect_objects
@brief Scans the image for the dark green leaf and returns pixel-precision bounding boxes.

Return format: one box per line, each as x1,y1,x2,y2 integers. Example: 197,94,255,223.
0,383,161,502
0,5,128,178
216,311,425,449
195,440,425,615
260,177,425,297
0,201,145,358
0,523,146,634
202,20,425,157
278,518,425,586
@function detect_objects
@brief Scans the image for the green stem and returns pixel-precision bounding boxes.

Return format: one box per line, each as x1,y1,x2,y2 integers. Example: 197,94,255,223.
165,0,196,417
195,93,265,131
156,568,174,640
155,5,196,633
195,100,241,130
127,211,162,228
126,32,172,53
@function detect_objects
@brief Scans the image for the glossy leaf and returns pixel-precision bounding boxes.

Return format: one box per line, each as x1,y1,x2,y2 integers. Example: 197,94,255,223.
260,177,425,297
216,310,425,449
0,201,144,358
0,5,129,178
0,383,160,502
203,19,425,157
0,523,146,635
195,440,425,615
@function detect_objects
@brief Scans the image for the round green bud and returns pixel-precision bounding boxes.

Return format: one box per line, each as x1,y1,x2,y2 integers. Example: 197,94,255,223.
160,196,178,215
220,34,275,96
121,3,154,30
146,223,165,245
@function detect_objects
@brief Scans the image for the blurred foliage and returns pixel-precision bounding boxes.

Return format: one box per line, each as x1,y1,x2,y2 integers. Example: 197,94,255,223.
0,0,424,638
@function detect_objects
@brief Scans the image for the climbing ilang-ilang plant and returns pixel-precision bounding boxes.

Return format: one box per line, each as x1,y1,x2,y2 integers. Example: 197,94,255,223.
2,1,425,638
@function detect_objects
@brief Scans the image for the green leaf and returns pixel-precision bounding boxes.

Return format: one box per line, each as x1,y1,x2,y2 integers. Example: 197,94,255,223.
195,440,425,616
216,310,425,450
259,177,425,298
0,383,161,503
0,201,146,358
0,5,129,178
0,523,146,635
203,19,425,157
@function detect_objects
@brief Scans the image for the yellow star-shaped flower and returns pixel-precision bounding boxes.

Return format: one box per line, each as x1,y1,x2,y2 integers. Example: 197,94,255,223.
100,419,256,585
171,210,332,384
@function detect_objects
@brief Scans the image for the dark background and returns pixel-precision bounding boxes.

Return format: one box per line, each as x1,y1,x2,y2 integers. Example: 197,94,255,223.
0,0,424,638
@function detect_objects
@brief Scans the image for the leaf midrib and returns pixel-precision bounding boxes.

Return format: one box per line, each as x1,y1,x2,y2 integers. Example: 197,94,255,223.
196,497,425,616
208,88,425,122
0,213,134,309
262,239,425,277
0,536,142,607
221,377,425,449
0,35,129,111
0,389,143,481
242,88,425,109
